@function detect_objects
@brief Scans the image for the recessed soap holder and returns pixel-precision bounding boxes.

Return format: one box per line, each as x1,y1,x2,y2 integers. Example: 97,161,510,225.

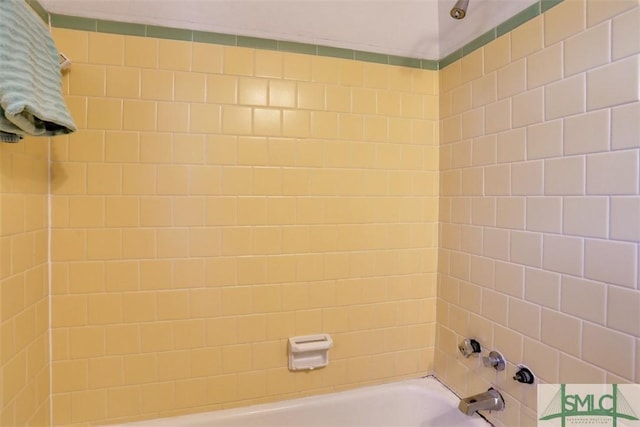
288,334,333,371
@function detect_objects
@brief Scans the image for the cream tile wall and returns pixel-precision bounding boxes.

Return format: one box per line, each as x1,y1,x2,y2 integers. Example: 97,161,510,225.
49,28,439,425
0,139,51,426
436,2,640,426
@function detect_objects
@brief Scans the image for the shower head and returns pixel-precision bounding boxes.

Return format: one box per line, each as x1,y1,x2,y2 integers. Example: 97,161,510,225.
450,0,469,19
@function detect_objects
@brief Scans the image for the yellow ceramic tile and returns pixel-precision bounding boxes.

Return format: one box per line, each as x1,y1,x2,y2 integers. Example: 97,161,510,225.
105,324,140,355
283,53,312,81
50,229,86,262
364,63,389,89
297,83,325,110
69,326,106,358
190,103,221,133
123,164,156,196
352,88,377,114
311,111,338,139
157,101,190,132
173,259,206,288
87,98,122,130
106,67,140,98
222,106,252,135
68,261,104,293
140,69,174,100
52,28,89,63
89,32,124,65
326,86,351,112
138,198,171,228
105,197,139,227
87,164,122,195
207,74,238,104
224,46,254,76
221,287,252,315
86,229,122,260
239,78,268,106
282,110,310,137
156,228,189,258
69,64,106,96
192,42,223,73
87,294,123,325
124,36,159,68
140,260,173,290
159,39,191,71
253,108,282,136
268,80,296,108
173,134,206,164
140,322,174,353
123,100,157,131
106,386,141,418
174,71,206,102
105,132,139,163
157,165,189,195
221,344,252,373
140,132,172,163
157,290,189,320
340,60,364,87
174,319,206,349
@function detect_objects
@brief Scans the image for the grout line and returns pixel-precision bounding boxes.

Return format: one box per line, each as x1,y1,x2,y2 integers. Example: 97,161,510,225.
47,138,53,426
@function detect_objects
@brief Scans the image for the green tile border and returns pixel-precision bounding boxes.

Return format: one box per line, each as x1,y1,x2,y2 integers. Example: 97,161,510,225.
33,0,564,71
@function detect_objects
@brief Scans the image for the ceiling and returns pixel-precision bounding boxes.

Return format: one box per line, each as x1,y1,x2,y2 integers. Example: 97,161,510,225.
39,0,538,60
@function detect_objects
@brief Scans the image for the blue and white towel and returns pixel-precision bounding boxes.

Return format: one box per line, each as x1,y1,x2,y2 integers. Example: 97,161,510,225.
0,0,76,142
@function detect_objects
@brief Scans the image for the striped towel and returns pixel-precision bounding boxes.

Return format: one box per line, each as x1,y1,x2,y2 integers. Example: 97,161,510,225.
0,0,76,142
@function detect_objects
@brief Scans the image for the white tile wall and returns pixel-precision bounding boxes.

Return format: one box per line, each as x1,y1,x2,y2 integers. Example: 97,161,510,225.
436,3,640,425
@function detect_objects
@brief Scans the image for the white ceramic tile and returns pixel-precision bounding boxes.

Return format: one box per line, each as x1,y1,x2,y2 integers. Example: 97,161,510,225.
498,59,526,100
485,99,511,134
607,285,640,335
493,324,523,362
442,115,462,144
563,196,609,238
542,234,584,276
472,135,497,166
559,353,606,383
544,156,585,195
461,107,484,139
512,160,544,195
610,196,640,241
494,260,524,297
462,167,483,196
525,267,561,309
509,299,541,339
545,0,587,46
451,140,472,168
587,55,640,110
484,164,511,196
497,128,526,163
471,197,496,226
582,322,635,379
586,150,639,195
564,109,610,155
496,197,525,229
461,49,484,83
527,43,563,89
484,34,511,74
544,74,585,121
452,197,471,224
452,83,472,114
483,227,510,261
470,255,495,288
541,308,581,356
512,88,544,128
523,338,559,383
613,7,640,60
527,120,563,160
526,197,562,233
587,0,639,27
611,102,640,150
584,238,638,287
481,289,508,325
510,231,542,267
441,170,461,195
511,15,544,60
472,72,497,108
561,276,606,324
461,225,483,254
564,22,611,76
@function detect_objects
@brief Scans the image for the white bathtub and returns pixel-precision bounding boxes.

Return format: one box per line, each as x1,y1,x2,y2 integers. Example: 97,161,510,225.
116,376,491,427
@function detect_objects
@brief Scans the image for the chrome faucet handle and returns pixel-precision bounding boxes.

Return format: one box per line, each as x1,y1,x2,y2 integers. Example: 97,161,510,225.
458,338,482,358
482,350,506,371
